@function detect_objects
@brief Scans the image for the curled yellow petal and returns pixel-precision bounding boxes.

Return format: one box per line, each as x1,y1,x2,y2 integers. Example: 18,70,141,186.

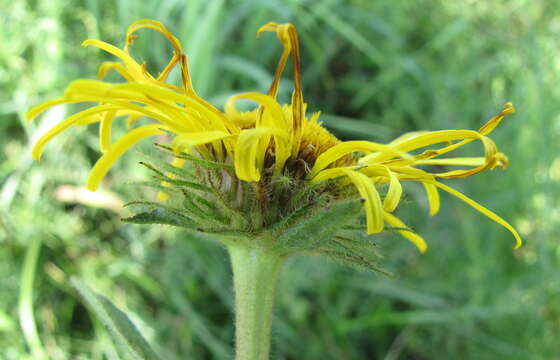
125,19,183,54
26,98,81,123
99,110,116,153
309,141,413,179
97,62,135,81
381,167,402,212
312,167,384,234
414,157,486,167
432,181,522,249
383,212,427,253
257,22,304,156
421,182,440,216
478,102,515,135
87,124,166,190
234,127,289,182
172,131,232,153
82,39,146,80
32,105,119,160
341,169,384,234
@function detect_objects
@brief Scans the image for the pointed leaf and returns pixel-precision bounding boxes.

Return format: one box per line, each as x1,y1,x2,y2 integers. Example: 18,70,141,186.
70,278,162,360
276,199,362,250
122,208,196,228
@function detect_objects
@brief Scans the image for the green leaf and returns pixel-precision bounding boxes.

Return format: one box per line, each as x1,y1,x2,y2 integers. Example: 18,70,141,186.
276,199,362,250
155,143,233,170
122,208,196,228
70,278,162,360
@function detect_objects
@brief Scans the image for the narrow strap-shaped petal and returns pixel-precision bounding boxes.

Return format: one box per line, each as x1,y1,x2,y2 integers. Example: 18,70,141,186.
381,166,402,212
87,124,166,190
309,140,412,179
123,19,185,87
432,181,522,249
225,92,291,171
27,98,83,123
234,127,289,182
311,167,384,234
363,129,487,165
97,62,135,81
414,157,486,166
32,104,120,160
478,102,515,135
340,169,384,234
82,39,147,81
257,22,304,156
421,182,440,216
172,130,232,153
99,110,116,152
125,19,183,53
225,93,286,129
383,212,427,253
356,165,402,212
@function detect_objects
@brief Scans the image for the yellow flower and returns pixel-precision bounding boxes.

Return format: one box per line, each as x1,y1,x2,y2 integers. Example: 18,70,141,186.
28,19,522,253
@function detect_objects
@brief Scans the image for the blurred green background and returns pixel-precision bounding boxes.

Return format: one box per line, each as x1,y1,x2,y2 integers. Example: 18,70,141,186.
1,0,558,359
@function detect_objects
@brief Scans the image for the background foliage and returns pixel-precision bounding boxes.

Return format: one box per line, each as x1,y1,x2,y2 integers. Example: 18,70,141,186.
1,0,558,359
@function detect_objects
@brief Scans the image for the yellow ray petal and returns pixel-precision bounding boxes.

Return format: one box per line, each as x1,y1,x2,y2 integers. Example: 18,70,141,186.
309,141,413,179
26,98,83,123
421,182,440,216
478,102,515,135
87,124,166,190
432,181,522,249
258,22,304,156
82,39,146,80
311,167,384,234
383,212,427,253
99,110,116,152
414,157,486,166
97,62,135,81
225,92,291,172
125,19,183,53
32,105,119,160
234,127,289,182
172,131,232,153
225,93,286,129
340,169,384,234
381,167,402,212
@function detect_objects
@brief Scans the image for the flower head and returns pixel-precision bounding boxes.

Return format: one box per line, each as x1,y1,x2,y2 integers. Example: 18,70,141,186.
28,20,521,255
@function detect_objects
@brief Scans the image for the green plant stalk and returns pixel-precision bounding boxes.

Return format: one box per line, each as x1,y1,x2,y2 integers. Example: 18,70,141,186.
228,244,284,360
19,237,47,360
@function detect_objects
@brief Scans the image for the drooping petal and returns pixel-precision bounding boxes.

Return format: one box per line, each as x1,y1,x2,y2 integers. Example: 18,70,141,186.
309,141,412,179
97,62,135,81
234,127,289,182
478,102,515,135
99,110,116,152
32,105,120,160
311,167,384,234
258,22,304,156
383,212,427,253
432,181,522,249
26,98,84,123
124,19,183,53
82,39,147,81
172,131,232,153
341,169,384,234
421,182,440,216
87,124,166,190
381,167,402,212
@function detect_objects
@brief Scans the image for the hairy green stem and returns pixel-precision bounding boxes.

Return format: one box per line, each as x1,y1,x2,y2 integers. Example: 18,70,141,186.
228,245,284,360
